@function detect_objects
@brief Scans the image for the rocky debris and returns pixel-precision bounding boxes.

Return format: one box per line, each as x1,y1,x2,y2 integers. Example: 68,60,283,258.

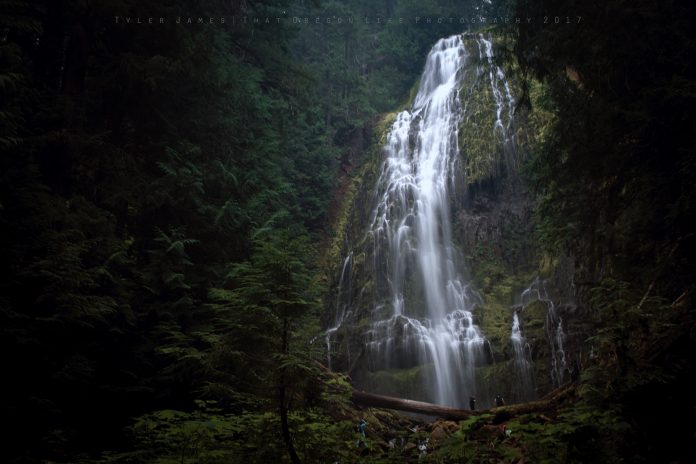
404,442,417,452
428,419,459,443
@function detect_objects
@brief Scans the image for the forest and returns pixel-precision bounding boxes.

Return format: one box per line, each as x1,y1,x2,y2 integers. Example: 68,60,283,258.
1,0,694,463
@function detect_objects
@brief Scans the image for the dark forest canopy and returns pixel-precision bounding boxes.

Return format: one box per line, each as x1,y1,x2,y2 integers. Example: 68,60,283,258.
0,0,694,462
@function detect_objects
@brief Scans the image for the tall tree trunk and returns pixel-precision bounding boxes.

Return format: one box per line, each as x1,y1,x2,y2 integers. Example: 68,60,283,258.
279,318,301,464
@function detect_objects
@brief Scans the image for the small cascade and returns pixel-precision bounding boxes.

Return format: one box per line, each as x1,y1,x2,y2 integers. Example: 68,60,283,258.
476,34,515,138
550,317,568,387
520,278,568,387
475,33,517,170
326,252,353,369
510,311,536,401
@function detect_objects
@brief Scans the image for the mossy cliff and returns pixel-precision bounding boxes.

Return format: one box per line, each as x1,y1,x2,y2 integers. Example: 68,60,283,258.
324,34,581,404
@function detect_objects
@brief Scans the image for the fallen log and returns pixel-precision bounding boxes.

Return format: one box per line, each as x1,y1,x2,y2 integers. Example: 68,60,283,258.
488,382,577,423
351,390,474,420
351,382,577,422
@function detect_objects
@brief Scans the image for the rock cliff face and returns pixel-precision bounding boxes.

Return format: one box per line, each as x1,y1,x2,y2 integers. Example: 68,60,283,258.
324,34,583,406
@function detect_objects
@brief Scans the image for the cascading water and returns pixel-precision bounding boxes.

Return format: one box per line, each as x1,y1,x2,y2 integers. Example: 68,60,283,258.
520,278,568,387
510,311,536,401
328,33,520,408
476,34,515,140
476,33,517,172
362,34,489,408
326,252,353,370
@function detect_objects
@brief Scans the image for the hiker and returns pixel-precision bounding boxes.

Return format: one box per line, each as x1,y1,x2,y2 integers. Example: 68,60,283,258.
356,419,368,448
358,419,367,437
469,396,476,410
495,395,506,406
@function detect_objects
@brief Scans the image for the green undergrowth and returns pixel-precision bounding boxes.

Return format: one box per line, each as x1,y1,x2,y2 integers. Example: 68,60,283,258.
429,404,629,464
100,377,437,464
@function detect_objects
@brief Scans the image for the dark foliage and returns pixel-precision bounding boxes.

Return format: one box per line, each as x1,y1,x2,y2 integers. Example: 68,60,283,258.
2,0,694,461
0,0,478,462
507,0,696,461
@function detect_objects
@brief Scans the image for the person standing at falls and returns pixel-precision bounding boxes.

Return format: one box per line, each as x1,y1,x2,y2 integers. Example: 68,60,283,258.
469,396,476,410
356,419,368,448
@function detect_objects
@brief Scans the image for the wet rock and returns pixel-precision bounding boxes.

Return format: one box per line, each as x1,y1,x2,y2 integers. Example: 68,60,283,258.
440,420,459,434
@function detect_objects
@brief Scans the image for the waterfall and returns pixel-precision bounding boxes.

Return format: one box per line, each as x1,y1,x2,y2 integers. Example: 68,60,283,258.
475,33,518,176
326,252,353,369
362,34,488,408
520,278,568,387
510,311,536,401
476,34,515,138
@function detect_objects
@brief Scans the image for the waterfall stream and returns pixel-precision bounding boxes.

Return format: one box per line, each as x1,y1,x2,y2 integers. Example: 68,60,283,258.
326,252,353,370
329,33,522,408
364,35,485,408
510,311,536,401
520,278,568,387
